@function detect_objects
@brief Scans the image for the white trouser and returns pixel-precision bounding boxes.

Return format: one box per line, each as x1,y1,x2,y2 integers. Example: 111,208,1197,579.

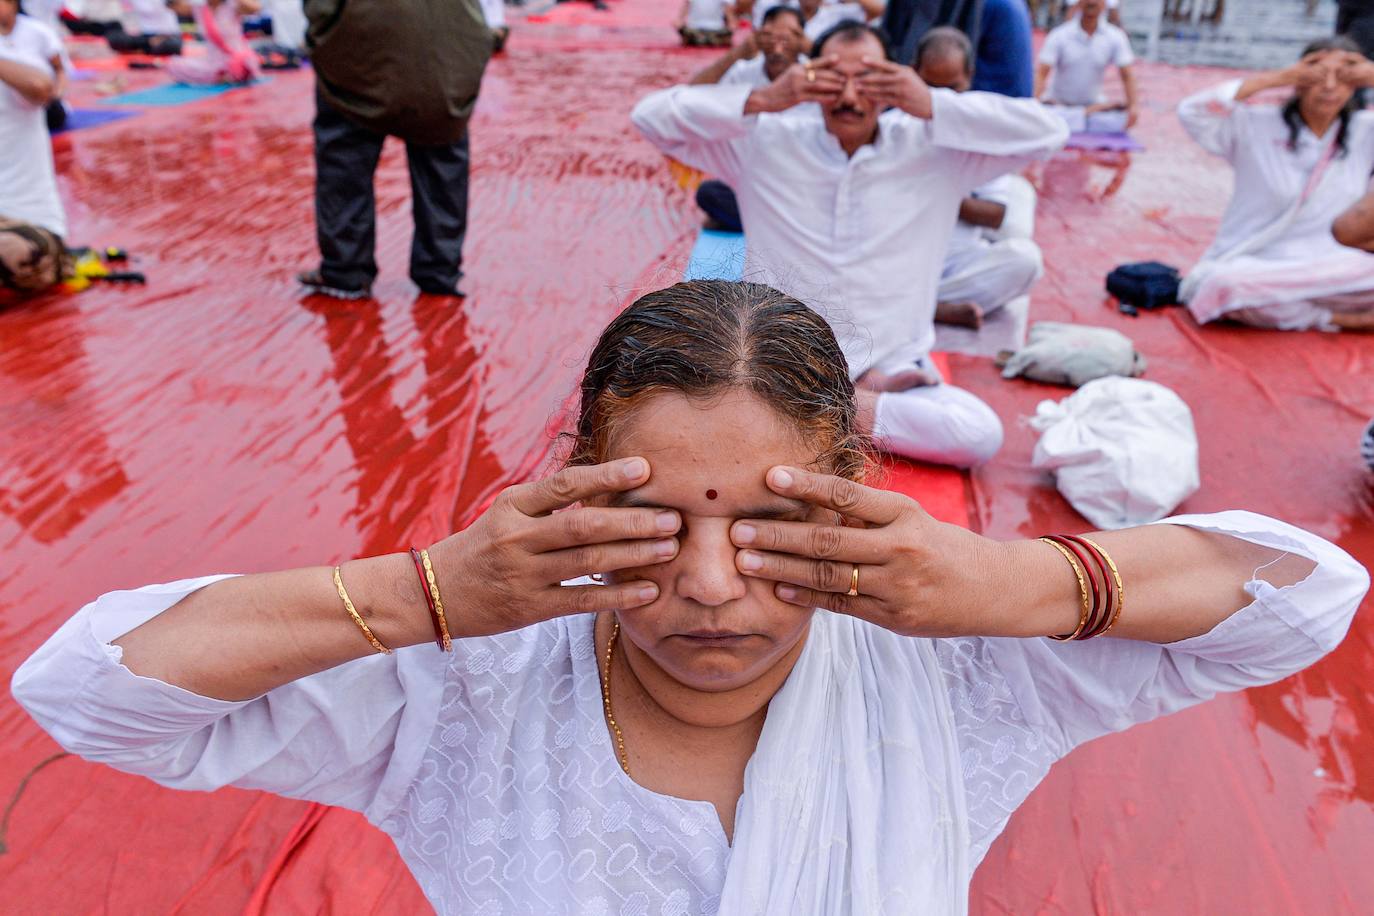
266,0,307,49
938,237,1043,314
871,357,1004,468
120,0,179,34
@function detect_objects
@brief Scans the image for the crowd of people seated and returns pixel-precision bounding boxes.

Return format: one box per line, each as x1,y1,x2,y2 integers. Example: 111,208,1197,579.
4,0,1374,460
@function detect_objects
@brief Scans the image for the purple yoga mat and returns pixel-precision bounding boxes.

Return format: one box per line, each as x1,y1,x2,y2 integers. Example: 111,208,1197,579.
54,108,140,134
1066,130,1144,152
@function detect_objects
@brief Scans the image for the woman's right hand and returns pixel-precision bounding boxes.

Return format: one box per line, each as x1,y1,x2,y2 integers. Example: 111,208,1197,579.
1284,52,1333,90
428,457,680,637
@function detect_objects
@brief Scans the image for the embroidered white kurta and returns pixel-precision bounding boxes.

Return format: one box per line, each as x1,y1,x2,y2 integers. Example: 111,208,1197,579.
1178,78,1374,329
630,84,1067,378
12,512,1367,914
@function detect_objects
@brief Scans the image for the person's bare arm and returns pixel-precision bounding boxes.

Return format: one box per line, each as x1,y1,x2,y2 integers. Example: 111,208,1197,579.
1120,64,1138,126
731,467,1321,644
1235,57,1318,102
854,0,886,19
49,54,67,100
115,459,679,701
0,57,56,107
958,197,1006,229
1333,189,1374,251
1034,61,1052,100
689,35,757,85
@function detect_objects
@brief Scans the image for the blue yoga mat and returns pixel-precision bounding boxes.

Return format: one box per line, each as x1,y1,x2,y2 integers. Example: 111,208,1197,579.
54,108,140,134
101,78,269,107
683,228,746,282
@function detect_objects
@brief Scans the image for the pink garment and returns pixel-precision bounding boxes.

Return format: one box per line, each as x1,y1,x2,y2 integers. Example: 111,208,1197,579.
1186,248,1374,331
166,2,260,86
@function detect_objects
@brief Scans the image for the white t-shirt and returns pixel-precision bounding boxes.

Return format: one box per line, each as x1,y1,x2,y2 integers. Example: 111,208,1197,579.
0,15,67,237
1038,17,1134,106
803,1,867,42
685,0,730,30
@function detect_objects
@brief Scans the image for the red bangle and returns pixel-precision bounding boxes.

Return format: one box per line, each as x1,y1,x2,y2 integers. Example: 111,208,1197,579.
1060,534,1117,640
1043,534,1105,638
410,548,446,651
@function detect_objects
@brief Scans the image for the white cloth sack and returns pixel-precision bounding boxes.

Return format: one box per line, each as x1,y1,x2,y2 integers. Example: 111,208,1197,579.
1000,321,1145,387
1030,377,1200,529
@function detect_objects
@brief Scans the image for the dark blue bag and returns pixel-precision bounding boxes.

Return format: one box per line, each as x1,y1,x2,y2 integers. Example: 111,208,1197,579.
1106,262,1181,314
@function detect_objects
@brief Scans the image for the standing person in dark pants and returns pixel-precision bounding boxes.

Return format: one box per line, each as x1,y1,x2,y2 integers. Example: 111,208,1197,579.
1338,0,1374,59
299,0,492,300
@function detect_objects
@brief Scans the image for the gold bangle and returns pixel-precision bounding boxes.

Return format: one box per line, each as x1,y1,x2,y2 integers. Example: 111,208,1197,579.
333,565,392,654
1040,537,1089,641
1079,536,1124,636
419,548,452,652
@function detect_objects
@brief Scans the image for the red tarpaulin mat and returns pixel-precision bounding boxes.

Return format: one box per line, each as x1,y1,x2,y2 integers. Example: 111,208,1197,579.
2,4,1371,913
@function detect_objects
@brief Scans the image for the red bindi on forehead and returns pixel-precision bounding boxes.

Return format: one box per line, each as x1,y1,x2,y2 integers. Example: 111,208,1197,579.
705,489,718,501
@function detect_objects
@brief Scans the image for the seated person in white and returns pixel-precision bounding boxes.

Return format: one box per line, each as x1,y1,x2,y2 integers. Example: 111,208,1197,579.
916,27,1043,330
689,5,811,232
633,23,1067,467
688,3,809,88
0,0,69,294
1035,0,1138,129
1178,37,1374,333
676,0,737,47
800,0,882,43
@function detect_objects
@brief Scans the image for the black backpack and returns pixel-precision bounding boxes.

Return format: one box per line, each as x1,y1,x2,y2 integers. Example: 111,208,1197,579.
1106,262,1181,314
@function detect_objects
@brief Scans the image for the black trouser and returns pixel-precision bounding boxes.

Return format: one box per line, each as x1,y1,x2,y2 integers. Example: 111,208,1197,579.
695,179,742,233
313,92,470,291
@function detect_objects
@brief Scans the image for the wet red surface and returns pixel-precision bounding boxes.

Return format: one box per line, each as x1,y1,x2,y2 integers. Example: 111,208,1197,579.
1,3,1371,912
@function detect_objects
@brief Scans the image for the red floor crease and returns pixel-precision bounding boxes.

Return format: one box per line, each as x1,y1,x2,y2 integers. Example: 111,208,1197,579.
1,1,1371,912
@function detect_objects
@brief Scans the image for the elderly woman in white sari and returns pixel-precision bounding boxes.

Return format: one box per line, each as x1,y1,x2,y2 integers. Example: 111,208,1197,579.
1178,37,1374,332
13,280,1368,914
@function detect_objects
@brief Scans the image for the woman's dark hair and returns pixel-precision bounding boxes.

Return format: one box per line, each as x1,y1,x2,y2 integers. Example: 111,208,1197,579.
567,280,869,481
1282,35,1365,155
811,21,895,62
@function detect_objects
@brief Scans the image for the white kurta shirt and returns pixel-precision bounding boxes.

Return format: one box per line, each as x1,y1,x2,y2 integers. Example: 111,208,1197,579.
0,15,66,237
1038,17,1133,106
1179,78,1374,266
12,512,1368,914
631,84,1066,378
1176,78,1374,324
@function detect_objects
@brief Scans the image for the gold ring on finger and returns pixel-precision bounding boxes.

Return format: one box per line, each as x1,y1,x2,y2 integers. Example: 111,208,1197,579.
846,564,860,597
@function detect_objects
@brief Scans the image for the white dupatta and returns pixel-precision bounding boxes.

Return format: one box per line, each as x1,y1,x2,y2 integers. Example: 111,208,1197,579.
1180,133,1340,304
719,611,970,914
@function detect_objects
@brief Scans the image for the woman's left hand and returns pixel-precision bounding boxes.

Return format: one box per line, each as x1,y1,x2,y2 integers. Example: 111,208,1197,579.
730,466,1010,638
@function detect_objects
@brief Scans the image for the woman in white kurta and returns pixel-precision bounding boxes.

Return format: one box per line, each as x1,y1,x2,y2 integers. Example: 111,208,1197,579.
12,281,1369,914
1179,38,1374,332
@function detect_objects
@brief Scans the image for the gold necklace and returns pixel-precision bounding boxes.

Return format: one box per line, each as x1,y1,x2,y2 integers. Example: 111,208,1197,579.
601,619,631,776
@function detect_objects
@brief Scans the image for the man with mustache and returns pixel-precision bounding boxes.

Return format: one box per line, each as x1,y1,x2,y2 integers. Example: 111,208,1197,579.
632,21,1066,468
688,5,812,232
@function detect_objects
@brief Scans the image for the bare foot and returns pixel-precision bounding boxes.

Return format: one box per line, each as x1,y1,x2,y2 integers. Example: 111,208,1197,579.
1331,310,1374,331
935,300,985,329
855,365,941,392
